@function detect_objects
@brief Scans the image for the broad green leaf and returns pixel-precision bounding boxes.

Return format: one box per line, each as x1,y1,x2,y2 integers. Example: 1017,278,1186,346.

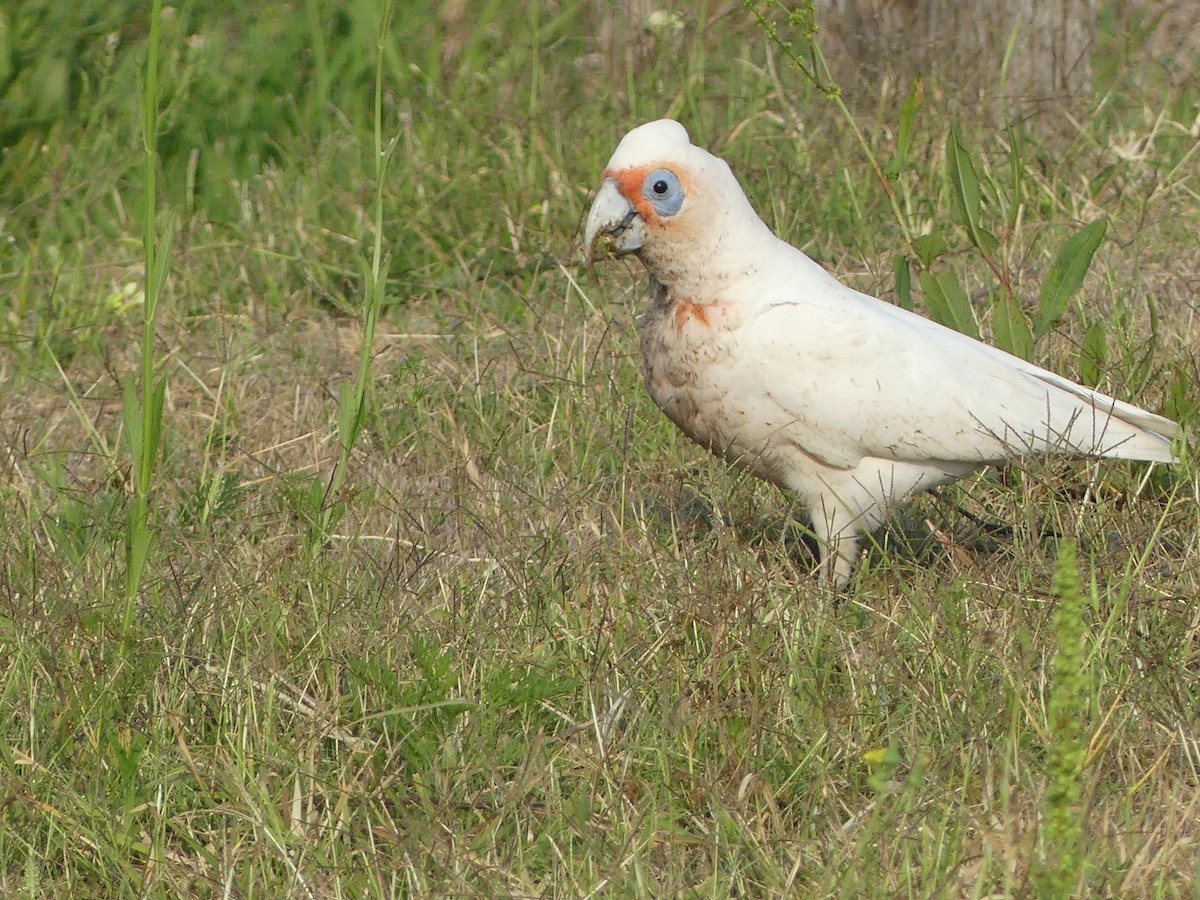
919,270,979,339
892,254,912,310
912,230,945,267
946,126,999,255
946,125,979,228
991,292,1034,361
1077,320,1108,388
1036,219,1107,338
973,226,1000,255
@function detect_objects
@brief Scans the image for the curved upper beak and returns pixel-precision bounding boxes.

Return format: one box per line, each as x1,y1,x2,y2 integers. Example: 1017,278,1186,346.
582,177,645,264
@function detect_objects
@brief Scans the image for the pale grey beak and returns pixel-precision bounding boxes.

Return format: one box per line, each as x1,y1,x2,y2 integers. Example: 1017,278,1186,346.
582,177,645,263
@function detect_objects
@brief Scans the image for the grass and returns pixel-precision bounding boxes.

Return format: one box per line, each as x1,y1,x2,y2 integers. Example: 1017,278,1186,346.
1,0,1199,895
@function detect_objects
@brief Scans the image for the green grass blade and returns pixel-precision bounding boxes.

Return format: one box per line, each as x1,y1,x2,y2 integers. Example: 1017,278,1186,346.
337,377,361,457
122,0,169,612
122,375,143,474
897,77,920,160
307,0,395,557
124,507,152,614
883,77,922,176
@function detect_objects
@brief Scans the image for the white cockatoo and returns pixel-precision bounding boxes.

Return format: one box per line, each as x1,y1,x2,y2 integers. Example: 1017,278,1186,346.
583,119,1180,586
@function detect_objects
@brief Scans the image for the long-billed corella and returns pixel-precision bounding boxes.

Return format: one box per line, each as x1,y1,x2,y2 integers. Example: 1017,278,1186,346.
583,119,1180,585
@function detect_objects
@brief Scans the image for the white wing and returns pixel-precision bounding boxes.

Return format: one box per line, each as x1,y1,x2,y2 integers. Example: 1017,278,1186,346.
727,252,1177,469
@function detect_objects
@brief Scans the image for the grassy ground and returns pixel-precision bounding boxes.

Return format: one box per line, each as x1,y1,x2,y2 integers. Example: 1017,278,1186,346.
2,1,1199,896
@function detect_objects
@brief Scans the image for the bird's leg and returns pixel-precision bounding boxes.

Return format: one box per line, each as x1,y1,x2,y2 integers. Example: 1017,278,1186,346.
811,503,863,589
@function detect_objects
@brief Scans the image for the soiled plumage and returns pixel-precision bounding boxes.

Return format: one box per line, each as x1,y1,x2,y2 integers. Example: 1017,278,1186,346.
583,119,1180,585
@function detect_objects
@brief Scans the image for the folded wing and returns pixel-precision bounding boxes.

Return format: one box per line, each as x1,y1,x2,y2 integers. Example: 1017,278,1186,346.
732,261,1177,470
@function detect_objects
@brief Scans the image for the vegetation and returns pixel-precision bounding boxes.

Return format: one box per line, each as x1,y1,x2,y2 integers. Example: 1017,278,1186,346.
0,0,1197,894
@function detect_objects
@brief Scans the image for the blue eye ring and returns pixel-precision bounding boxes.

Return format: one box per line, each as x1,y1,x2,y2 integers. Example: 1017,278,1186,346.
642,168,684,216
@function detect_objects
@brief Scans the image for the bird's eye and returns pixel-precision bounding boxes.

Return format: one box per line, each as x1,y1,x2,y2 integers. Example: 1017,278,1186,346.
642,168,684,216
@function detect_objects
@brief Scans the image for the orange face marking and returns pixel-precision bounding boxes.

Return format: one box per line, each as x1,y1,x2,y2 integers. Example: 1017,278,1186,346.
605,165,656,221
603,164,695,225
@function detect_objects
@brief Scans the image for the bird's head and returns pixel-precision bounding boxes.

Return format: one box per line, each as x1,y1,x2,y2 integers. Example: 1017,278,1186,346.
583,119,764,286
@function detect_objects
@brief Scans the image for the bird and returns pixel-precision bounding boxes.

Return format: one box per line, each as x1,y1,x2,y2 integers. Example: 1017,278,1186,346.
582,119,1180,587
